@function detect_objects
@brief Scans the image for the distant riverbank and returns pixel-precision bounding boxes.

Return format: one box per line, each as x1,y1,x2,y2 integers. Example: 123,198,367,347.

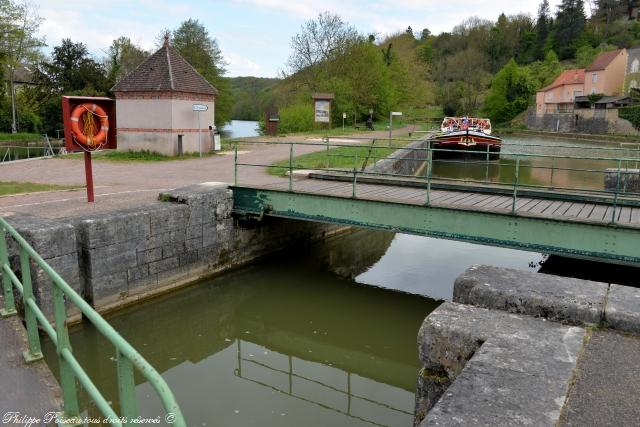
499,128,640,144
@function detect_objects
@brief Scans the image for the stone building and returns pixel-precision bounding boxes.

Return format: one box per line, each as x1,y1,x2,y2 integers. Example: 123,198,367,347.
111,36,218,155
624,46,640,94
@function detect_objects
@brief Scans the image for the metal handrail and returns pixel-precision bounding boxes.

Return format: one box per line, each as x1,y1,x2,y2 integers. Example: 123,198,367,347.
232,137,640,225
1,145,63,163
0,217,185,426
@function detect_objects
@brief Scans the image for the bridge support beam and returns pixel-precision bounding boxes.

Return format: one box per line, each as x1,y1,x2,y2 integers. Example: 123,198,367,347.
232,186,640,266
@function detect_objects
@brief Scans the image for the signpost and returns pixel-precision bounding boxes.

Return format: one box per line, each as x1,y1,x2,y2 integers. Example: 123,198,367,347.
193,103,208,157
389,111,402,145
342,112,346,130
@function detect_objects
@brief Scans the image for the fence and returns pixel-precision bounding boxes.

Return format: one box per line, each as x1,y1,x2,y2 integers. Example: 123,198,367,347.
232,135,640,225
0,217,185,426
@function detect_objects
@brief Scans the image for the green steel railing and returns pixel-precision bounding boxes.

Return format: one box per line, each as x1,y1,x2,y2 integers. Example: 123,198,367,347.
232,135,640,226
0,217,185,426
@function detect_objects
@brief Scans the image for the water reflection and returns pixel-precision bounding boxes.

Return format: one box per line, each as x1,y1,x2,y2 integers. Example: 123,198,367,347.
357,233,542,301
233,340,413,427
44,241,437,426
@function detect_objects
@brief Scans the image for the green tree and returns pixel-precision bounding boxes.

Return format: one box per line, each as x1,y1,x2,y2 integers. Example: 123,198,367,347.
553,0,587,59
105,36,148,85
26,39,109,135
286,11,360,89
39,39,109,93
171,19,232,127
535,0,552,60
525,50,562,90
484,58,534,123
0,0,45,132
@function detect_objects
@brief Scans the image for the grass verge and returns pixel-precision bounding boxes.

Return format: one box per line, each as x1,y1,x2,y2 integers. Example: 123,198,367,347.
267,139,413,177
61,149,217,162
0,181,81,196
0,133,43,142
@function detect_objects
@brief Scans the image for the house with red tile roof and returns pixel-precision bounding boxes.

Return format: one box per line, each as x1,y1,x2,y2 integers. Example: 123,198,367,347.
111,35,218,155
583,49,627,96
535,69,585,115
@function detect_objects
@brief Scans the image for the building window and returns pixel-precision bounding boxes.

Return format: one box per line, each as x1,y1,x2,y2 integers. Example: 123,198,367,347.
573,90,582,99
631,80,638,89
592,73,598,83
632,58,640,73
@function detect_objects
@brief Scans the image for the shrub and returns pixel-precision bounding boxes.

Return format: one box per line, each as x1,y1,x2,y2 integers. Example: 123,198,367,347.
278,102,315,133
619,105,640,129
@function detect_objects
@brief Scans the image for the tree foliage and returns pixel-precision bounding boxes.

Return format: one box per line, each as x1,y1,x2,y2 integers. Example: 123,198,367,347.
230,76,280,120
0,0,44,132
553,0,587,59
105,37,148,84
287,12,360,89
171,19,232,126
484,59,535,123
535,0,552,60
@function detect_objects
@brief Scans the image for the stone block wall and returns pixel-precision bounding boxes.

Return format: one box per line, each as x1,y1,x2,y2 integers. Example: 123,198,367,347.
368,139,428,176
604,168,640,193
5,183,343,314
526,107,640,135
5,216,82,319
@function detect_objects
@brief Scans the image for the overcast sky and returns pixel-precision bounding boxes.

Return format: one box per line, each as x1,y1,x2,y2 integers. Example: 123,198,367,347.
38,0,565,78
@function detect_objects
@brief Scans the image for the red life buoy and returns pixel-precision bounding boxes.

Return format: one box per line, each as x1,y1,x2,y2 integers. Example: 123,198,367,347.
70,103,109,148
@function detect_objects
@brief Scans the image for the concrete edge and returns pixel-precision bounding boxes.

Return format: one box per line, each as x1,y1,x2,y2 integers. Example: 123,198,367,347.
453,264,640,335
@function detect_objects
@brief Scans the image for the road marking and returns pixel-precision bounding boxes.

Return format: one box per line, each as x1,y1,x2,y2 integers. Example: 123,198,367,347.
0,188,172,209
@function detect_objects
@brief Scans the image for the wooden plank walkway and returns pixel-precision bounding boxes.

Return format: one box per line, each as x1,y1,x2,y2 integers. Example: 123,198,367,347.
251,179,640,228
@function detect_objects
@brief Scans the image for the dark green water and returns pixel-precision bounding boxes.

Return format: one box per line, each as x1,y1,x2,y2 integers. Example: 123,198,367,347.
44,229,541,426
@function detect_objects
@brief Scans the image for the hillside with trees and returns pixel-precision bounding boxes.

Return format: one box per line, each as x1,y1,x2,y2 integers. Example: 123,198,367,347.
257,1,640,130
230,76,280,121
3,0,640,135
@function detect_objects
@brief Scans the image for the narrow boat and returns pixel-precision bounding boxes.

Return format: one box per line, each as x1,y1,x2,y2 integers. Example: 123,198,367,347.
430,116,502,160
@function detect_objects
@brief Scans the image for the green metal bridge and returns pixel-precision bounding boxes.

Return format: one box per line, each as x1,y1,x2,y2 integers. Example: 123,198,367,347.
231,137,640,266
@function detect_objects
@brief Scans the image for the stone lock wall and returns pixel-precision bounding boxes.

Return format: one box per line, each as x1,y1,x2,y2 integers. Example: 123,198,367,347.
5,216,82,319
5,183,344,315
368,139,428,176
604,168,640,193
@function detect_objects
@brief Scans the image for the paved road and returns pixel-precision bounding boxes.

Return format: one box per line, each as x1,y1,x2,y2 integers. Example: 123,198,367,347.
561,329,640,427
0,128,413,219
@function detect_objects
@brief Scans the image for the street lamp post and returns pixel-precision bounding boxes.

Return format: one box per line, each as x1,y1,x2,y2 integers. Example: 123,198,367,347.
9,65,17,134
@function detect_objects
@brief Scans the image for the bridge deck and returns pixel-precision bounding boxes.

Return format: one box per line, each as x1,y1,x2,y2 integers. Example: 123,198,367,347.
251,179,640,227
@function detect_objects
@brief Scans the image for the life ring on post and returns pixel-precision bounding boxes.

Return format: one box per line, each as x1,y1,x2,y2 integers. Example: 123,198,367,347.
70,103,109,148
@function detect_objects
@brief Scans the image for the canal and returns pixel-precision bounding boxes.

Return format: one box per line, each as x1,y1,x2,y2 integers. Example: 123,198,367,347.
42,133,639,425
43,229,541,426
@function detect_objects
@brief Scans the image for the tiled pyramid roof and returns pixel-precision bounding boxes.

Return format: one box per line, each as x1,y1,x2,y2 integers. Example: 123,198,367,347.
111,39,218,95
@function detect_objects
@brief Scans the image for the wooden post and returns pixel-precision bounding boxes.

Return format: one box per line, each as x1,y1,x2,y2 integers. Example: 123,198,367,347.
84,151,95,203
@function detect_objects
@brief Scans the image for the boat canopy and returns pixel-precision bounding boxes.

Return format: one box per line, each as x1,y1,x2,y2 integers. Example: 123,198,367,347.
441,117,492,134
